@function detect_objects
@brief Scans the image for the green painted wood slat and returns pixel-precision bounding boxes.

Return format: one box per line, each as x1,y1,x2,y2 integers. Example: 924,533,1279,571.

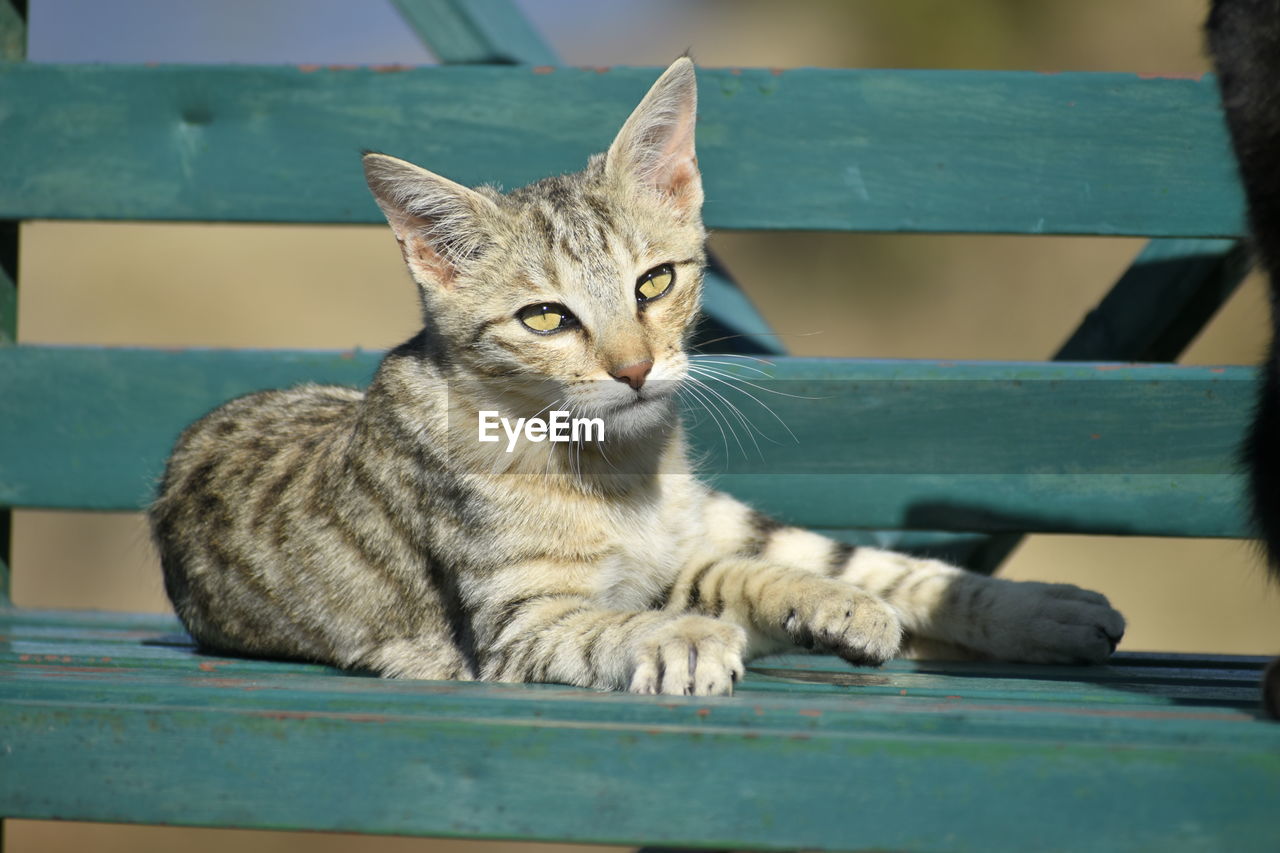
959,237,1253,574
0,64,1246,235
3,650,1277,851
0,347,1252,536
5,641,1264,706
7,608,1274,848
2,652,1272,730
390,0,559,66
5,620,1265,698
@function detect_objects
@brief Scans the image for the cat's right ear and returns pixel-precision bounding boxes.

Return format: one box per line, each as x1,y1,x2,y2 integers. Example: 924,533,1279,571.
362,152,500,289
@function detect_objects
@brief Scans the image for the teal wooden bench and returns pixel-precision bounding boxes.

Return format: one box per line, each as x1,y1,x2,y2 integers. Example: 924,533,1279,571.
2,3,1277,851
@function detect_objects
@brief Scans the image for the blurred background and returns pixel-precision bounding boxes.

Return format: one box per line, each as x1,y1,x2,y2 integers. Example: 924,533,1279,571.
10,0,1280,850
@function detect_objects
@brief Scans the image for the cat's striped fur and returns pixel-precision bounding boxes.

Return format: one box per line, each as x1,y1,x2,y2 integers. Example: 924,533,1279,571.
151,59,1125,694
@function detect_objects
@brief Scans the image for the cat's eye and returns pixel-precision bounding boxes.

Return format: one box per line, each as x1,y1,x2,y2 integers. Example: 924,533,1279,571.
517,303,578,334
636,264,675,303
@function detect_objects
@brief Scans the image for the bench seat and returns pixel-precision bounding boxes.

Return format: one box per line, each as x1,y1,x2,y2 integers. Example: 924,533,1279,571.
4,605,1277,851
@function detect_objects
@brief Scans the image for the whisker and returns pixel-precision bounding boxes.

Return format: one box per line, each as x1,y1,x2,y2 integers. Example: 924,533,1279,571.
687,375,763,459
679,380,734,462
689,364,824,401
689,367,799,445
686,343,777,368
687,355,772,378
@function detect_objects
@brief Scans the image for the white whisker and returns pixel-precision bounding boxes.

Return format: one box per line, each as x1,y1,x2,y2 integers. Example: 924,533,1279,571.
686,375,763,459
680,381,733,462
688,366,797,445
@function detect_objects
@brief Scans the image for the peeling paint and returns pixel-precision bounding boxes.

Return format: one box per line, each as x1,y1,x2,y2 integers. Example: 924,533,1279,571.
17,664,117,674
254,710,391,723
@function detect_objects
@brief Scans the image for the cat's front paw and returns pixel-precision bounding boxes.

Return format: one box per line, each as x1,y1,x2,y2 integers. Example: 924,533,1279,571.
629,615,747,696
981,580,1125,664
782,582,904,665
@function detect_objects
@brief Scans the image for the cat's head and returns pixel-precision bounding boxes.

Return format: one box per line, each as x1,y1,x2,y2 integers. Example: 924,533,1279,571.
364,58,705,439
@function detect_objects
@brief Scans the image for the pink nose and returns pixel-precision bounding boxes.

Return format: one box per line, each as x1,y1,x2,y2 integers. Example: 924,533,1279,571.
612,360,653,390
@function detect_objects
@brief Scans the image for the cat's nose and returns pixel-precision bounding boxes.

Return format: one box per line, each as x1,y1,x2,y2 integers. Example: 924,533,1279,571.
611,360,654,390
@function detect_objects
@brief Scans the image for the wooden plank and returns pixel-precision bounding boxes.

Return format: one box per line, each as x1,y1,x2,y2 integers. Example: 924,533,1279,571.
0,345,1249,532
4,657,1273,748
391,0,558,66
0,64,1245,236
2,608,1271,717
4,639,1262,707
2,656,1277,850
4,618,1266,695
0,347,1251,536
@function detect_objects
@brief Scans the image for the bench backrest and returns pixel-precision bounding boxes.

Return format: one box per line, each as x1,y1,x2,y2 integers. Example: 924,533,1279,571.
0,63,1253,557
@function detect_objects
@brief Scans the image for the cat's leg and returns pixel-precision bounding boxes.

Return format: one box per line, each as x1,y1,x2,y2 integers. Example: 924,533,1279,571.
359,636,477,681
694,491,1125,664
841,548,1126,664
469,574,746,695
659,555,905,665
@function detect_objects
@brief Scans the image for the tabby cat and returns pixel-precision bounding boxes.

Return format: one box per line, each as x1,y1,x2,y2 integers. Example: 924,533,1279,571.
150,58,1125,694
1206,0,1280,717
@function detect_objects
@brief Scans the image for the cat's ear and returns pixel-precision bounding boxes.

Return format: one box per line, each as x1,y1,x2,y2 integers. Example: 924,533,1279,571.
606,57,702,214
362,152,500,289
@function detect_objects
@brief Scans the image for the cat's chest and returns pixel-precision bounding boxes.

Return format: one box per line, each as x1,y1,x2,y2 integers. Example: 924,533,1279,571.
591,479,705,611
485,473,705,610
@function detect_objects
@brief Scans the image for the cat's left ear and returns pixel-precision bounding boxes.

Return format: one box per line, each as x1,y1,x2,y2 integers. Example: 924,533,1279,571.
606,57,702,215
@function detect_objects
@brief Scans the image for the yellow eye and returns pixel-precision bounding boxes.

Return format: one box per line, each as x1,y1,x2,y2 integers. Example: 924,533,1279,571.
518,303,578,334
636,264,675,302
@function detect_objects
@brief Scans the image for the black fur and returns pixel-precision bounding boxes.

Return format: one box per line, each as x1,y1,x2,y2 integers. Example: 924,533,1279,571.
1207,0,1280,577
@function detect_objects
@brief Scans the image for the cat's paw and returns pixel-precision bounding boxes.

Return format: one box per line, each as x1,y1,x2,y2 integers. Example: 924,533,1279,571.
782,582,904,666
629,615,747,696
979,580,1125,664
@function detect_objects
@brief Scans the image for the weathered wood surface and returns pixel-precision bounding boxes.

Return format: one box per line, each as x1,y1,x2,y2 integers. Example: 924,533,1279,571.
1,607,1276,851
0,64,1245,235
0,347,1251,536
390,0,558,66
